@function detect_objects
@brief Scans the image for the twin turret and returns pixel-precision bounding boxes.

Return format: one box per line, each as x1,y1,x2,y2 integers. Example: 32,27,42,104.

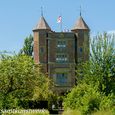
33,15,89,32
32,15,90,93
33,15,90,64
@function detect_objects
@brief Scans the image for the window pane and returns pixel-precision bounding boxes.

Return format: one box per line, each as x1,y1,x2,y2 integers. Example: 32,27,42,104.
80,47,82,53
40,47,44,53
57,40,66,48
56,54,67,63
56,73,67,85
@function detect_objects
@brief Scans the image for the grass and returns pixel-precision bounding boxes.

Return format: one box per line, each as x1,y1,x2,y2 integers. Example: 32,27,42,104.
92,111,114,115
62,109,81,115
62,109,115,115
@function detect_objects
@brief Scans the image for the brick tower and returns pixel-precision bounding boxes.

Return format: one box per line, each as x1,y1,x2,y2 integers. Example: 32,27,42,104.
71,16,90,63
33,16,51,72
33,15,90,94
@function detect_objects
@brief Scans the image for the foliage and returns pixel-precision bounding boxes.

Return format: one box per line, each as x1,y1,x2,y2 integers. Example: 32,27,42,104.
92,110,114,115
63,83,114,115
32,67,53,101
0,54,52,109
63,33,115,114
62,109,81,115
1,94,19,109
99,93,115,111
20,34,33,56
90,33,115,94
62,109,114,115
77,33,115,95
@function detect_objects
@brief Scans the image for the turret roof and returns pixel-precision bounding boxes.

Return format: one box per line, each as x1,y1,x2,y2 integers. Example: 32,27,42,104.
33,16,51,31
71,16,90,31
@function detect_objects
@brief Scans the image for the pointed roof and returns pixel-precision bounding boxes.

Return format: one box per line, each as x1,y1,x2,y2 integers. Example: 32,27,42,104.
33,16,51,31
71,16,90,31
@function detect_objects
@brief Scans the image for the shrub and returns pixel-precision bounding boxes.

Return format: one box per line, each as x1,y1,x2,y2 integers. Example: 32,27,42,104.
2,94,19,109
63,83,114,115
99,93,115,112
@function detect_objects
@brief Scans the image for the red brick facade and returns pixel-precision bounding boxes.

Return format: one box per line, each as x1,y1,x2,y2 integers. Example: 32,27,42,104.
33,16,90,94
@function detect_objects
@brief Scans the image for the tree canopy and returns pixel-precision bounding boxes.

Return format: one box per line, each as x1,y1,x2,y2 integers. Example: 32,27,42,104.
20,34,33,56
0,54,53,109
63,33,115,114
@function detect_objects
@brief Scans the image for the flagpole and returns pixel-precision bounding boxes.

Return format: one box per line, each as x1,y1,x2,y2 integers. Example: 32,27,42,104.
60,15,62,32
57,15,62,32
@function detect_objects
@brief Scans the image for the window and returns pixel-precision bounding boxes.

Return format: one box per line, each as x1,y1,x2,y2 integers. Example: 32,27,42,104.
57,41,66,48
56,73,68,85
57,47,66,53
79,47,82,53
56,54,67,63
56,40,67,53
40,47,44,53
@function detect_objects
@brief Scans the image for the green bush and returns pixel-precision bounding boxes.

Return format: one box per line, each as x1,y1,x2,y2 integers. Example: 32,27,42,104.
2,94,19,109
63,83,114,115
99,93,115,111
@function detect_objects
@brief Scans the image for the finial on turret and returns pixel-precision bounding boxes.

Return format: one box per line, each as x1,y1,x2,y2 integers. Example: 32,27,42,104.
41,6,43,17
80,5,82,16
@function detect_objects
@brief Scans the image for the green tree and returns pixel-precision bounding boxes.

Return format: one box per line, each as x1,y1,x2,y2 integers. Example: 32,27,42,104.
0,54,52,109
20,34,33,56
77,32,115,95
63,83,115,115
63,33,115,114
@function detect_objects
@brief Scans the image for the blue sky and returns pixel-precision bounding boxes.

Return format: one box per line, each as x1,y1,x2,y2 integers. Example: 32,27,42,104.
0,0,115,53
